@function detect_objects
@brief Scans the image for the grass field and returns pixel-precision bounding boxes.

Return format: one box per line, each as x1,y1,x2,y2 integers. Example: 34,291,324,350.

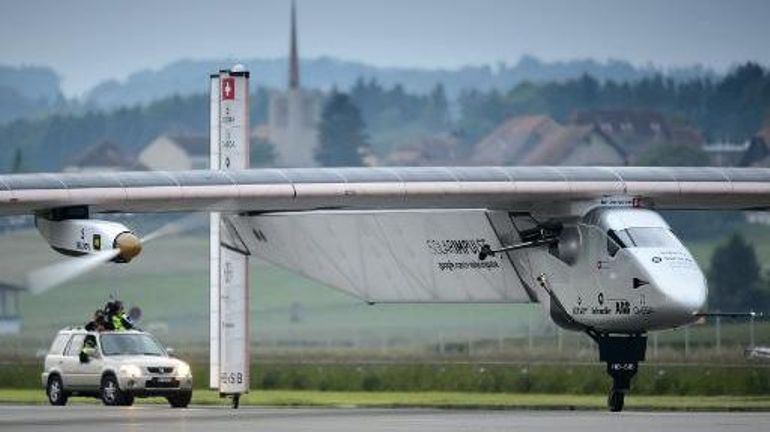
2,389,770,411
5,360,770,395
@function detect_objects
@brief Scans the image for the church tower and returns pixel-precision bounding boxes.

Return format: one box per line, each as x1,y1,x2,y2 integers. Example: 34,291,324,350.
288,1,299,90
268,1,321,167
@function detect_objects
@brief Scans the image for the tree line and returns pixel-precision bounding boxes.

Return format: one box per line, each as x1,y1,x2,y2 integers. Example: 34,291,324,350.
457,62,770,145
2,62,769,172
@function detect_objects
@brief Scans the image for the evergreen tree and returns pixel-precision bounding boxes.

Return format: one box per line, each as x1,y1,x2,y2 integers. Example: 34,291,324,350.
316,92,368,167
11,148,23,173
249,137,276,167
423,83,450,128
708,233,766,311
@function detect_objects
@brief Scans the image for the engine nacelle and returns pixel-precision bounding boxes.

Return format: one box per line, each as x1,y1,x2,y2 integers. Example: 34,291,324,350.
555,225,581,266
35,211,141,263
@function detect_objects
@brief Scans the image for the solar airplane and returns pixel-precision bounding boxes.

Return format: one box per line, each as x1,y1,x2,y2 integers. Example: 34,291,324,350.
2,164,769,410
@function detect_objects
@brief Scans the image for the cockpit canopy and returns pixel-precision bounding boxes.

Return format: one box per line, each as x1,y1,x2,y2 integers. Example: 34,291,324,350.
584,208,684,257
606,227,684,256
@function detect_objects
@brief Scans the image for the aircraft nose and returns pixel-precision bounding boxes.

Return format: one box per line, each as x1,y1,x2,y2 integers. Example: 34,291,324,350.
644,254,707,322
656,272,707,312
628,248,707,328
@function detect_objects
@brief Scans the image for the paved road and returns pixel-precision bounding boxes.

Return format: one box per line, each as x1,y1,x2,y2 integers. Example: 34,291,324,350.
1,405,769,432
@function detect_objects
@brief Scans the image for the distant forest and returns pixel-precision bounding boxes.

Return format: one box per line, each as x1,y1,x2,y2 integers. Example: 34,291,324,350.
0,62,769,173
458,62,770,144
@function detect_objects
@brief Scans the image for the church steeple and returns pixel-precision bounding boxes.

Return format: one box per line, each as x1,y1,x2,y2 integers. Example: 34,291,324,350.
288,1,300,89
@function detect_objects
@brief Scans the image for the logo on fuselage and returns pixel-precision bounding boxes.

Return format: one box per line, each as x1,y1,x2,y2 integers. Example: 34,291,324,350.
615,300,631,315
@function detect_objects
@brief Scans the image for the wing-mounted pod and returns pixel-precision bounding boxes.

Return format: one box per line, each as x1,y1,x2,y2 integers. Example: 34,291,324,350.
34,206,140,263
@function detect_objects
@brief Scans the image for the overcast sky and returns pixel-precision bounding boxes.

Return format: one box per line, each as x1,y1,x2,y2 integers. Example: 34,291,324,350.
1,0,769,96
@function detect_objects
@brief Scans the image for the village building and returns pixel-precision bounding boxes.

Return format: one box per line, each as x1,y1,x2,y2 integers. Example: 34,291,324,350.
63,141,138,172
471,115,625,166
385,133,463,166
570,109,703,163
138,134,209,171
0,282,21,335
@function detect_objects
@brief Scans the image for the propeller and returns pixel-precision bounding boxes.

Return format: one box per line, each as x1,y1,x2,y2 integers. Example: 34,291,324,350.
26,212,208,295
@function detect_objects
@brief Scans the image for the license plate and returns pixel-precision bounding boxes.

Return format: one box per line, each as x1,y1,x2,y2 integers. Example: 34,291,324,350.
156,377,173,383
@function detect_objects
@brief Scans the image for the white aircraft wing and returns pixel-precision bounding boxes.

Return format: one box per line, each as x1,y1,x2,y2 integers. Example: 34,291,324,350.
1,166,770,216
235,209,536,303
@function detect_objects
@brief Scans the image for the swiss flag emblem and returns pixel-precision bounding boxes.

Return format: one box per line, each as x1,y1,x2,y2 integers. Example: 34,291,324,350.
222,77,235,100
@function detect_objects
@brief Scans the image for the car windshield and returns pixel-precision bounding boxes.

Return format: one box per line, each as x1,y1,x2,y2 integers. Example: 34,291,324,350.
99,334,166,356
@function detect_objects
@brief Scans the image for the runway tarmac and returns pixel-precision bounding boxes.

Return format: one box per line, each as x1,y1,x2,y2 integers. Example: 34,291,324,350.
1,405,769,432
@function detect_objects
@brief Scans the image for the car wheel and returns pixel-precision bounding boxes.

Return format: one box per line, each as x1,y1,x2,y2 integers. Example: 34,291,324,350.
101,375,129,406
47,375,68,406
167,390,192,408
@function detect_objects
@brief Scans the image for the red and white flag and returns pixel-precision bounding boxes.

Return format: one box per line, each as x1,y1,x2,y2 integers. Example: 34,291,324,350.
222,78,235,100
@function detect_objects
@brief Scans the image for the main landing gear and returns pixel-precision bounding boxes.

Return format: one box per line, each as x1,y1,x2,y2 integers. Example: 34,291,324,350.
587,331,647,412
221,393,241,409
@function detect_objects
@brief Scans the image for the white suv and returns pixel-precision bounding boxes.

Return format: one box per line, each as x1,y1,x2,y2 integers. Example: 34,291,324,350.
41,328,193,407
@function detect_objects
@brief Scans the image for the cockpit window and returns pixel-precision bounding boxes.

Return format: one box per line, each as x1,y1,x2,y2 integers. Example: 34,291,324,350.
607,227,679,255
624,227,681,248
606,229,632,257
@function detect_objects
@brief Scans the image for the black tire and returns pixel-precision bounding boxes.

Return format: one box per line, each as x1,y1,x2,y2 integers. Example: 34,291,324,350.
167,390,192,408
608,390,625,412
101,374,132,406
46,375,68,406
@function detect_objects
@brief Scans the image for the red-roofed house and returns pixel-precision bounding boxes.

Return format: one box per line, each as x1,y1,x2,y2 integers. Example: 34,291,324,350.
472,115,625,166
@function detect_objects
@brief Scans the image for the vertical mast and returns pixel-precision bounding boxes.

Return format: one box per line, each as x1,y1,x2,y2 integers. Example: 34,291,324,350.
208,74,221,390
210,66,251,405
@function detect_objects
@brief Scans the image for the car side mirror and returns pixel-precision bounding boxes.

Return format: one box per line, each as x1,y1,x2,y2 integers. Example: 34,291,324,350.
166,347,175,356
79,352,90,363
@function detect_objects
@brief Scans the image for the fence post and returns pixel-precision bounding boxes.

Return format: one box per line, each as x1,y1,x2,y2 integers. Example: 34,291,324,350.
527,315,533,351
715,316,721,353
684,326,690,359
464,331,470,356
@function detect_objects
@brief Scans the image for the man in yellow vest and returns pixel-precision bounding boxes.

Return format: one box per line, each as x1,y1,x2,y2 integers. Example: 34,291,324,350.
107,301,133,331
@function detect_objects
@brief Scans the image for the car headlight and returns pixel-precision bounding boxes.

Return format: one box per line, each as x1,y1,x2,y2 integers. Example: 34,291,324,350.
119,365,143,378
176,363,191,378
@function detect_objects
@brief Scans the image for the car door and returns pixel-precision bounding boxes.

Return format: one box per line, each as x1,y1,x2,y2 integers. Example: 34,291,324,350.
79,335,104,388
60,334,85,389
45,333,71,379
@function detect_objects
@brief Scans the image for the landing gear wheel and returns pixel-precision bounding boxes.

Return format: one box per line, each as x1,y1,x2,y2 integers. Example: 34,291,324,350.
167,391,192,408
101,375,132,406
608,390,625,412
588,332,647,413
47,375,68,406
